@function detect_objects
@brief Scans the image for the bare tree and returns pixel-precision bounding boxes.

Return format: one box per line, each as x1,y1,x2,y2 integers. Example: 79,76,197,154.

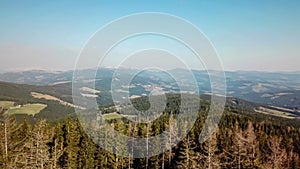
201,128,221,169
0,109,27,168
166,112,179,168
262,136,288,169
23,119,53,169
50,122,64,169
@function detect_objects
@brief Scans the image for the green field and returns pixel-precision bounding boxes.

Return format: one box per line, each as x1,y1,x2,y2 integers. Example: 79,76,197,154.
8,103,47,116
102,112,123,120
102,112,136,120
255,106,297,119
0,101,15,109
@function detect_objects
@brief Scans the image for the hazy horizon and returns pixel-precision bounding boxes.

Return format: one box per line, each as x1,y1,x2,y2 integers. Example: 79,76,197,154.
0,1,300,72
1,66,300,74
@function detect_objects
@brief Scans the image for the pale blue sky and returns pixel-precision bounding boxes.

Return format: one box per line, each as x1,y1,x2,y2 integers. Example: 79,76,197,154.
0,0,299,71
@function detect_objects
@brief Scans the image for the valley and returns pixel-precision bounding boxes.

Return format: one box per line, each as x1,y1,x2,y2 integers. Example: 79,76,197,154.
0,69,299,123
0,69,300,168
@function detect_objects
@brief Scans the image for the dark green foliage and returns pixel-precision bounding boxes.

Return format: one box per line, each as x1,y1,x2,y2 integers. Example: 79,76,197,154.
0,81,75,123
1,95,300,168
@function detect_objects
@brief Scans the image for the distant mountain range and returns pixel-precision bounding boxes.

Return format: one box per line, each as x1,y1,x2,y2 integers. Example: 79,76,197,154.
0,68,299,110
0,68,299,123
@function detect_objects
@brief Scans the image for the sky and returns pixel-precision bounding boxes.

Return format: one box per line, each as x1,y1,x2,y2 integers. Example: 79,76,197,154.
0,0,299,72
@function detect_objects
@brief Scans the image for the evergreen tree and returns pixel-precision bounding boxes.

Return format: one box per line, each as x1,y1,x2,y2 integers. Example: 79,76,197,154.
23,119,52,169
262,136,288,169
200,128,221,169
65,117,81,169
0,109,28,168
49,122,64,169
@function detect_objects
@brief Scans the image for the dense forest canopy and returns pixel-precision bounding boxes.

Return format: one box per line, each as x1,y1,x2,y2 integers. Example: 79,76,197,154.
1,96,300,169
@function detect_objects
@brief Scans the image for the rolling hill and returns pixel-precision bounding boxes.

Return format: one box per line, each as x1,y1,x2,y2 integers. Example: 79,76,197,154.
0,78,299,127
0,81,74,122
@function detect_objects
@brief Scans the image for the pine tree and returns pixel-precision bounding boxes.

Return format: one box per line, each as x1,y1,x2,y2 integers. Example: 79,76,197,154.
175,121,198,169
77,133,96,169
65,117,81,169
0,109,28,168
233,124,247,169
244,121,260,168
127,121,137,169
149,120,162,169
50,122,64,169
200,128,221,169
262,136,288,169
112,119,128,169
23,119,53,169
166,112,179,168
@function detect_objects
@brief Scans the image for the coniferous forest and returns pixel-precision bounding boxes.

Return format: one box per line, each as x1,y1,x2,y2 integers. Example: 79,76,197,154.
1,98,300,169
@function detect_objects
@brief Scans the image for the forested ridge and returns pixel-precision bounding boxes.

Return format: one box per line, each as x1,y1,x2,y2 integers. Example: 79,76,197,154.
1,98,300,169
